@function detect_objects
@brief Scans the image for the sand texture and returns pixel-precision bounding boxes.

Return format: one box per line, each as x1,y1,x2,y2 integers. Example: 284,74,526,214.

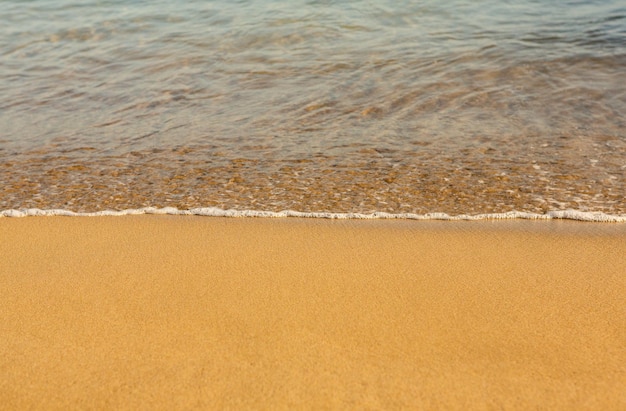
1,217,625,409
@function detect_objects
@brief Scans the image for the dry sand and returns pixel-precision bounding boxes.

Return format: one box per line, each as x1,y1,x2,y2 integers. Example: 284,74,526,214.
0,216,624,410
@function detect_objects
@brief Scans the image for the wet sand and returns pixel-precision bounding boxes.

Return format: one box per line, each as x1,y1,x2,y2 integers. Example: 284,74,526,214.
1,216,625,409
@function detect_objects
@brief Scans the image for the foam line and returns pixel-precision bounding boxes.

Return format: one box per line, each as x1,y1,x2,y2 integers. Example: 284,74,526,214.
1,207,625,222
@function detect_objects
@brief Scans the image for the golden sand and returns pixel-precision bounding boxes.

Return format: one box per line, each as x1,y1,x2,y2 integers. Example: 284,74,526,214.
0,217,624,409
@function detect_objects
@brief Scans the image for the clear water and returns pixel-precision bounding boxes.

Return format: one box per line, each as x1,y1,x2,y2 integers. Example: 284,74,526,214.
1,0,625,215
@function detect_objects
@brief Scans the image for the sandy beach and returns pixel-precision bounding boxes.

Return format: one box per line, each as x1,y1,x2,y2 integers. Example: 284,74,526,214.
1,216,624,409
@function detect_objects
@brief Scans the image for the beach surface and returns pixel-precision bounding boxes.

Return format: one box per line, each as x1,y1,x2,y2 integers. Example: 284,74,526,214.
1,216,625,409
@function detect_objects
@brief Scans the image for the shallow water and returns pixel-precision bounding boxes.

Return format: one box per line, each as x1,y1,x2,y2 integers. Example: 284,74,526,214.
1,0,625,216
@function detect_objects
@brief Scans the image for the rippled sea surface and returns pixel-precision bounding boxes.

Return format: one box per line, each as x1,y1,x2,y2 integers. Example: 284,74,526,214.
1,0,625,214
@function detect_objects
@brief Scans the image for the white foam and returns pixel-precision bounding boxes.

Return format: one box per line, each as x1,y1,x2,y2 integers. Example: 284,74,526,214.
0,207,625,222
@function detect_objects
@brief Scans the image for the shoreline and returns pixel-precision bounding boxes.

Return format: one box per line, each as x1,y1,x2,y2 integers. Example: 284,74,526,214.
2,206,626,222
1,216,624,409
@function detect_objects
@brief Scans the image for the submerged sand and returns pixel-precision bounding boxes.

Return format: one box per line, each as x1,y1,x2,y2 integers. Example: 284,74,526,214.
0,217,624,409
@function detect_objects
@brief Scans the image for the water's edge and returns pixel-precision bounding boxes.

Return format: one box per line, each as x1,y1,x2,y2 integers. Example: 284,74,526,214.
1,207,624,222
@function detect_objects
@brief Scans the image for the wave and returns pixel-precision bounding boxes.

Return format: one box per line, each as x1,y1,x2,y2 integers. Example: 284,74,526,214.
1,207,625,222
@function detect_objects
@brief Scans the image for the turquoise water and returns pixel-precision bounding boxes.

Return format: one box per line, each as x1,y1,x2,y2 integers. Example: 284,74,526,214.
1,0,625,216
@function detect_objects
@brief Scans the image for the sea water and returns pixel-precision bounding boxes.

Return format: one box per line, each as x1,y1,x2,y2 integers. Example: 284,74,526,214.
1,0,625,220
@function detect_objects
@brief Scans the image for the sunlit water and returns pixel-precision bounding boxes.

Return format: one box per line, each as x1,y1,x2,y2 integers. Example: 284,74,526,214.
1,0,624,215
